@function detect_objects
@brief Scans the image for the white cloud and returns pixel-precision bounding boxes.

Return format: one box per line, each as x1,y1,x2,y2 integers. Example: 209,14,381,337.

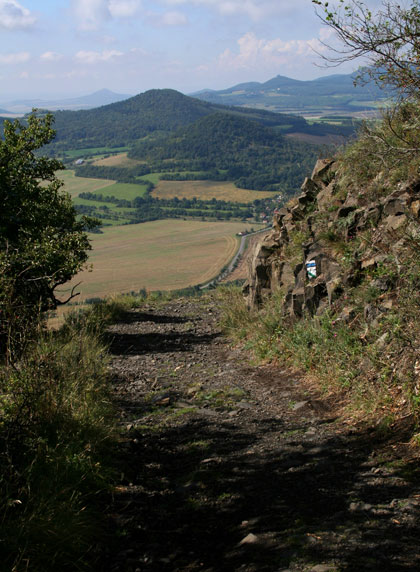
159,10,188,26
73,0,142,30
102,34,117,43
164,0,302,20
109,0,141,17
41,51,63,62
75,49,124,64
319,26,335,43
64,69,90,79
73,0,109,31
218,1,261,19
217,32,325,71
0,51,30,64
164,0,259,18
0,0,36,29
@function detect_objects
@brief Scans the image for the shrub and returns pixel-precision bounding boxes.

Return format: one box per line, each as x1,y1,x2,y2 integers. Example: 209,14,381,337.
0,300,121,571
0,113,98,361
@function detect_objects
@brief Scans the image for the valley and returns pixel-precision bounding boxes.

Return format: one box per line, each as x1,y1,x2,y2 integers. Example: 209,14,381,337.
58,219,258,302
32,80,369,302
5,11,420,568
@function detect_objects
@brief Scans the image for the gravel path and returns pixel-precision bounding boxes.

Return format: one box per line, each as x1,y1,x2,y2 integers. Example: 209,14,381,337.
100,295,420,572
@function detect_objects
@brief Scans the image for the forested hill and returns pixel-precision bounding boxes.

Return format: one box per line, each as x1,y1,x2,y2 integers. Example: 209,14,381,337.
130,112,282,160
44,88,345,152
129,113,318,191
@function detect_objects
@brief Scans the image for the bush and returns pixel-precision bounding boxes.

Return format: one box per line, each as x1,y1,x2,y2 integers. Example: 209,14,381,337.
0,113,98,361
0,299,125,571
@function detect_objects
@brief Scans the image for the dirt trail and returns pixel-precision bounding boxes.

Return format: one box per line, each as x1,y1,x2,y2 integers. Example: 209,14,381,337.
100,296,420,572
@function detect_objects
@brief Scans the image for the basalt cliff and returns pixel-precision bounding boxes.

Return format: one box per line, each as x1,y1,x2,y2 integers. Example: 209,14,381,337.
245,157,420,326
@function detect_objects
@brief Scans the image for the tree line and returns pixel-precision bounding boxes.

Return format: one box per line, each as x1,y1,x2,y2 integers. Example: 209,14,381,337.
75,191,254,224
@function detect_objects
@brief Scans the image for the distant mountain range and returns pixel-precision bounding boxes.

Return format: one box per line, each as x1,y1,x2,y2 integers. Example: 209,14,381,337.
0,72,390,117
191,72,391,116
0,89,132,113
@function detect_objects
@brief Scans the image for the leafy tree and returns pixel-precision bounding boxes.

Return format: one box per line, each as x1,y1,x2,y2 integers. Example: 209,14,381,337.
313,0,420,99
0,113,97,358
313,0,420,163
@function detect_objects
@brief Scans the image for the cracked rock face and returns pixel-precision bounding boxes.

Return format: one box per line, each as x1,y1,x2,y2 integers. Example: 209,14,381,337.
245,158,420,319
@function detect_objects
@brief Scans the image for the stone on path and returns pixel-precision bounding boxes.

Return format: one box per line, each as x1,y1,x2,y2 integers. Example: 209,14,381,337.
239,533,259,545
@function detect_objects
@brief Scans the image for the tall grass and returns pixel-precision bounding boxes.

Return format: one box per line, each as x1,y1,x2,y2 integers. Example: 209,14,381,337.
218,274,420,421
217,100,420,425
0,293,144,571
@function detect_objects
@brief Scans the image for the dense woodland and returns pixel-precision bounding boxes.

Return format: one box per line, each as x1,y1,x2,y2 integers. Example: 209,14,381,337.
43,89,320,152
128,113,319,192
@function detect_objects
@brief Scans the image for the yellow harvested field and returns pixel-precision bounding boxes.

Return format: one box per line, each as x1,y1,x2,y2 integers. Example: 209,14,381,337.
92,153,144,167
153,180,277,203
59,169,116,197
59,220,252,301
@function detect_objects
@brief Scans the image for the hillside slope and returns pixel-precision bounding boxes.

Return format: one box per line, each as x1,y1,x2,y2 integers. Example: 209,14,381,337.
243,141,420,422
129,112,319,192
47,89,311,151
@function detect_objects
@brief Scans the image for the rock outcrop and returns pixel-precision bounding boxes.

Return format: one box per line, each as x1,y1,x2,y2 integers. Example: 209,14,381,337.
245,158,420,320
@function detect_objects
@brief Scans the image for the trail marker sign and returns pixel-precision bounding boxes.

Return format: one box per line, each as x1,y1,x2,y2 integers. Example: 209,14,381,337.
306,259,317,279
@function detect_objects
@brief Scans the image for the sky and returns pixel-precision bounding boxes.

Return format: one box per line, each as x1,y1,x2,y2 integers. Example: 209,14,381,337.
0,0,373,100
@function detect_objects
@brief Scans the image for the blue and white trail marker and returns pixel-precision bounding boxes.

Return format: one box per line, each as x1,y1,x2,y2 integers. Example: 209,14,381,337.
306,259,317,279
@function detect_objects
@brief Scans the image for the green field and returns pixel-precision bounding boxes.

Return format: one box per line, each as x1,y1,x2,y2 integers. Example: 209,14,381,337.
59,169,116,197
58,220,257,300
60,170,148,201
105,182,148,200
138,172,162,185
72,197,114,208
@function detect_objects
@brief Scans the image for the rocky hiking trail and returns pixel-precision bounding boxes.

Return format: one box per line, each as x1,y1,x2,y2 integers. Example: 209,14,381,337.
100,296,420,572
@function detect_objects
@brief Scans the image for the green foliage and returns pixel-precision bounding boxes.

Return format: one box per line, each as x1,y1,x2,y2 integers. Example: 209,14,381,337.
313,0,420,100
75,190,253,225
337,101,420,195
41,89,347,199
75,163,152,183
0,113,98,359
45,89,313,152
129,113,318,193
284,228,311,261
216,285,255,341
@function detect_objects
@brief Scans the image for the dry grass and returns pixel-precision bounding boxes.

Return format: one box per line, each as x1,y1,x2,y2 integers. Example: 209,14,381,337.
57,219,250,301
153,180,277,203
221,231,270,282
92,152,145,167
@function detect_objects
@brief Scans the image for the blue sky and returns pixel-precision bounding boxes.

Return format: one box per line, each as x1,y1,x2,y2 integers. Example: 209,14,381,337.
0,0,372,99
